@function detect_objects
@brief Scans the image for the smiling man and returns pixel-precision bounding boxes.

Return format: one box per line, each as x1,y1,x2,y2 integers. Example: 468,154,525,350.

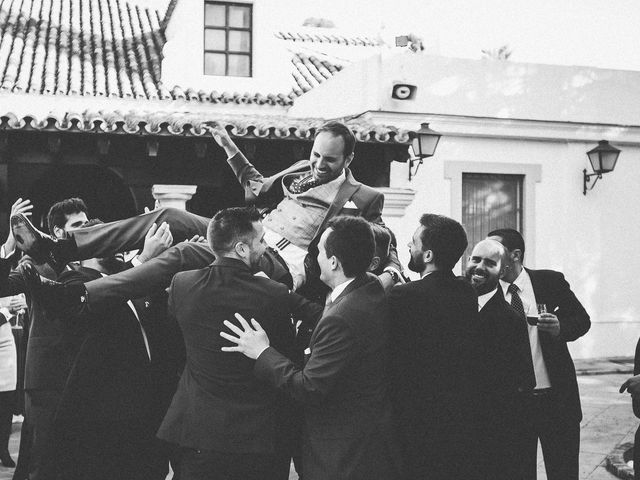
465,238,535,479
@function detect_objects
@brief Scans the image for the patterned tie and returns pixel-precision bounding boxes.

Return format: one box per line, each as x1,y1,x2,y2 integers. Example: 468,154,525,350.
289,173,320,194
508,283,537,391
508,283,526,319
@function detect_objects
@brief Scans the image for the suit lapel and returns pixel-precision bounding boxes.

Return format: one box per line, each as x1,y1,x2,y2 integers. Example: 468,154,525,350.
313,169,361,239
257,160,310,194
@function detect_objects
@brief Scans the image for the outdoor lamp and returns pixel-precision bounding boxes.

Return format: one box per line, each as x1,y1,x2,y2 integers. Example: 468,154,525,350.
583,140,620,195
409,122,442,180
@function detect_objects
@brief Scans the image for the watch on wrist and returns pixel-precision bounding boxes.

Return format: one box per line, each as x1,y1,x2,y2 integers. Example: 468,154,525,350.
386,270,400,283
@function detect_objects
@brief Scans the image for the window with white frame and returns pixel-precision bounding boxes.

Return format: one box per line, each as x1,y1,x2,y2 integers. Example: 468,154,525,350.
204,2,252,77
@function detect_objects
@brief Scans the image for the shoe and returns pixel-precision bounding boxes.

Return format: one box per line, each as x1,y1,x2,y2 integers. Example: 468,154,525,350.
0,450,15,468
10,213,75,273
19,263,88,317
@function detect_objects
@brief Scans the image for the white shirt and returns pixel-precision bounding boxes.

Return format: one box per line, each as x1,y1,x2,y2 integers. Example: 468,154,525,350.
330,278,355,303
478,288,497,311
499,269,552,390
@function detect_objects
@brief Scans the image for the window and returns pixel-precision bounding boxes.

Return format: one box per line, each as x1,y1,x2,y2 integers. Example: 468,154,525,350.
461,173,523,267
204,2,252,77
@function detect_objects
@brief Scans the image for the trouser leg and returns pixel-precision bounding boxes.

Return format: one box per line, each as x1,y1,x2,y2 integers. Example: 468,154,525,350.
70,208,210,260
538,397,580,480
0,390,14,453
24,390,62,480
85,242,215,307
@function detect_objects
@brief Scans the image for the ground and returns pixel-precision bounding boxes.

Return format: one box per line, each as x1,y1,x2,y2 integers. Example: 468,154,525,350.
0,367,636,480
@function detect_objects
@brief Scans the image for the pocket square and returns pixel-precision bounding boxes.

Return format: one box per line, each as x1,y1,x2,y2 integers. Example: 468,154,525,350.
343,201,359,209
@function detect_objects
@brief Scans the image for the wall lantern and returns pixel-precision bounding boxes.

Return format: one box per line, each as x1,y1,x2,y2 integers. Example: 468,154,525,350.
583,140,620,195
409,122,441,180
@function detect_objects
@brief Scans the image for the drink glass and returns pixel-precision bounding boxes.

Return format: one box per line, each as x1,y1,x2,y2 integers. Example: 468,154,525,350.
537,303,547,315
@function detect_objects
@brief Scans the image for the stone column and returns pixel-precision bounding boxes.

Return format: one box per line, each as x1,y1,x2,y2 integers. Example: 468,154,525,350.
151,184,197,210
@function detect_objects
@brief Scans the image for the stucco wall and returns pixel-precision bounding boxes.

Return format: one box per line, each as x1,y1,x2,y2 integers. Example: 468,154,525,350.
383,131,640,360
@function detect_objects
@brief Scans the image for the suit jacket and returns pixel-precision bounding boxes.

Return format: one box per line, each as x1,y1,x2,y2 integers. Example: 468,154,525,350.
388,270,481,432
255,273,398,480
54,267,157,426
157,257,322,454
479,288,535,397
0,260,88,391
527,268,590,422
227,152,402,273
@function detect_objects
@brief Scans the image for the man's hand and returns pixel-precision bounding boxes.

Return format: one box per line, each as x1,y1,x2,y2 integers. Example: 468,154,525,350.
207,123,239,157
3,198,33,256
537,313,560,337
8,294,27,314
187,234,207,244
138,222,173,263
220,313,270,359
620,375,640,396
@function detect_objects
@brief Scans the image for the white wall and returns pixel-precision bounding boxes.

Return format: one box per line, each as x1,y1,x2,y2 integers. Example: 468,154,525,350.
382,127,640,359
162,0,294,94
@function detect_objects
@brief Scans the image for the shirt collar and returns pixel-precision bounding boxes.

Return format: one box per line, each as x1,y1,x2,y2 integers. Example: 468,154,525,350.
478,288,497,311
499,267,531,295
330,277,355,303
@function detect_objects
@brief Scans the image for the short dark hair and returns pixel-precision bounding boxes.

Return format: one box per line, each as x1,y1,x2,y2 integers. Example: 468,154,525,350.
488,228,525,258
370,223,392,272
207,207,262,254
316,121,356,157
418,214,468,271
46,198,88,235
323,216,374,278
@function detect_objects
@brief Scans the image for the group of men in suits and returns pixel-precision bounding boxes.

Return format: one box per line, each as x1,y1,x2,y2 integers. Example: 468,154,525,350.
4,120,591,479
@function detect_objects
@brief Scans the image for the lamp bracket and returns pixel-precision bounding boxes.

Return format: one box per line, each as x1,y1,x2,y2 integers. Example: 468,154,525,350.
408,157,423,181
583,169,602,195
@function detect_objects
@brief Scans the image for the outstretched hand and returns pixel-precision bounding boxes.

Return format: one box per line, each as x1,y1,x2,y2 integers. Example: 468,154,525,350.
206,122,239,157
220,313,270,359
620,374,640,396
4,198,33,255
138,222,173,263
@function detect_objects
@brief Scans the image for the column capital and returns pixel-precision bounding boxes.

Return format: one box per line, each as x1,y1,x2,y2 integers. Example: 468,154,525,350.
152,184,197,210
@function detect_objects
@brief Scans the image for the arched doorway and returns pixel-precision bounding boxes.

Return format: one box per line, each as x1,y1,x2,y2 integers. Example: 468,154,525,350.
27,165,137,230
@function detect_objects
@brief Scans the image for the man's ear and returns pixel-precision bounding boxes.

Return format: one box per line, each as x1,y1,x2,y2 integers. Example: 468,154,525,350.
368,256,381,273
423,249,434,264
234,241,247,258
344,153,355,169
53,226,65,240
512,248,523,263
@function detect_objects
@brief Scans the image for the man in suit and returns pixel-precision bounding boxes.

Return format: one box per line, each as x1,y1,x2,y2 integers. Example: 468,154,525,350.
156,207,322,480
10,122,402,304
221,216,398,480
0,199,173,480
465,238,536,479
50,247,169,480
388,213,480,480
488,228,590,480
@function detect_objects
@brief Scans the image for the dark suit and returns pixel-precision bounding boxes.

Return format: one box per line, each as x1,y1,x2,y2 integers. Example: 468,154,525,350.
478,288,533,479
518,268,590,480
157,257,322,480
255,274,398,480
55,267,168,480
388,270,481,480
0,261,88,480
74,152,399,308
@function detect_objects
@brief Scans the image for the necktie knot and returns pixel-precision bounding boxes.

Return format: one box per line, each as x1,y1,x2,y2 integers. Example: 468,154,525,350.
508,283,519,295
289,174,320,194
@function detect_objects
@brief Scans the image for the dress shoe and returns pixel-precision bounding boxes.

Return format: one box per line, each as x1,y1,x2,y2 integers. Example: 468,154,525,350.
10,213,76,273
19,263,89,317
0,450,15,468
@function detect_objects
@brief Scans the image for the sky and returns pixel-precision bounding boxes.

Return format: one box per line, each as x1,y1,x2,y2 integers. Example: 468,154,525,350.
276,0,640,71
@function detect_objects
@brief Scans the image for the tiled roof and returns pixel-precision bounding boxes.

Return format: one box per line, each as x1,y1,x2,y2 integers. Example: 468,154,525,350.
0,0,298,105
274,30,382,47
0,0,372,106
0,111,412,144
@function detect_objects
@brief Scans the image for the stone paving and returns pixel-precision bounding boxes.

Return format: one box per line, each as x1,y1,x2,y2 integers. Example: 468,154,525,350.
1,361,637,480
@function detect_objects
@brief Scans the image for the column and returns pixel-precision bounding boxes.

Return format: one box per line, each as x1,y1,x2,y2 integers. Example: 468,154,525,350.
151,184,197,210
